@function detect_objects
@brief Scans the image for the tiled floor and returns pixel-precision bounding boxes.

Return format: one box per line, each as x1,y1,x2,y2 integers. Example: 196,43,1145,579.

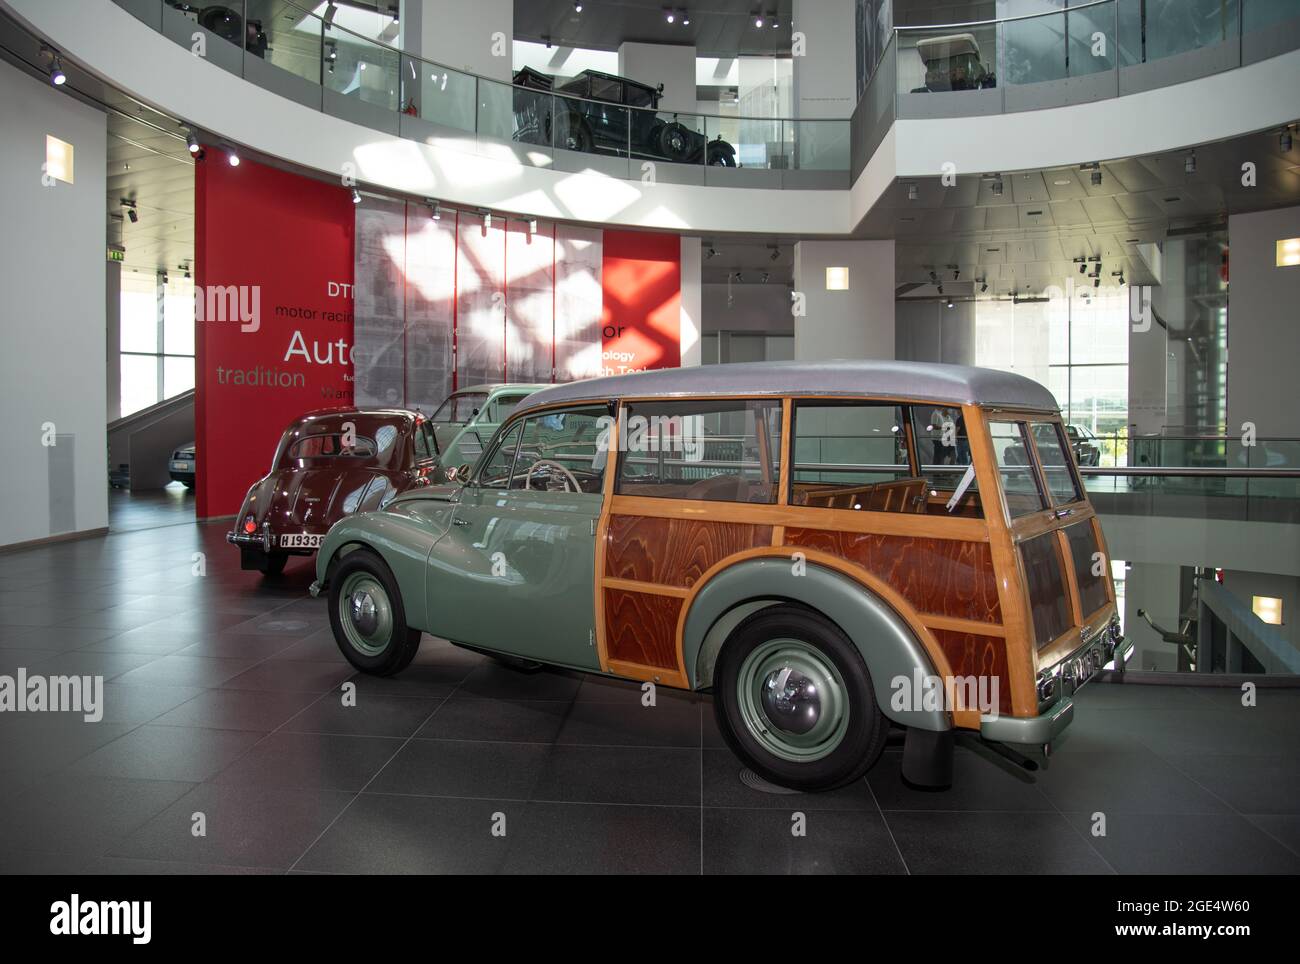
1,500,1298,874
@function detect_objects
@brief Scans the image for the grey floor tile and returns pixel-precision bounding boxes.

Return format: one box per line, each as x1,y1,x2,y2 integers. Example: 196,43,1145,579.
556,698,702,748
703,807,907,874
1163,753,1300,815
886,811,1112,874
454,662,583,701
1062,811,1300,874
109,783,354,869
415,698,570,744
702,747,877,811
296,793,513,874
503,802,699,874
1036,746,1232,815
211,731,403,791
219,660,355,694
281,692,441,738
113,655,263,688
152,689,320,732
369,739,550,800
69,724,262,783
532,745,700,806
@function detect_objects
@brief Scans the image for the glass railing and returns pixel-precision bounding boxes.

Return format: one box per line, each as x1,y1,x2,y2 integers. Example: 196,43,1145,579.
113,0,850,185
854,0,1298,177
1081,460,1300,523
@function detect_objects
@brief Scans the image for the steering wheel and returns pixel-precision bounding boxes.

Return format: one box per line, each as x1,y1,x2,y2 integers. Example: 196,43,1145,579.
526,458,581,492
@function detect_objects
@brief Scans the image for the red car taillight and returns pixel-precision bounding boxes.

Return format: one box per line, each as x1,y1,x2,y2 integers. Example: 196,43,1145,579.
243,515,256,534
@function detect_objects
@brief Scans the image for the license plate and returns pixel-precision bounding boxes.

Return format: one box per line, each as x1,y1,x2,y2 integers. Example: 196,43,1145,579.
172,461,191,471
279,533,323,549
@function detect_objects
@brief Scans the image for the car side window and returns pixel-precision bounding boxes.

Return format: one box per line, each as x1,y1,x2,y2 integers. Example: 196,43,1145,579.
989,420,1048,517
1030,421,1084,505
615,399,782,504
509,406,611,494
413,423,431,461
791,402,947,514
476,421,523,489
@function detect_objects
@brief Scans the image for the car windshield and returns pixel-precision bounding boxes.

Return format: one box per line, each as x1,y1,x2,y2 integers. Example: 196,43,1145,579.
431,392,488,424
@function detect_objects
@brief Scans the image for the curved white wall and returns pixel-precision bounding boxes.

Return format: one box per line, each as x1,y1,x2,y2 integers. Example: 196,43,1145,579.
6,0,1298,237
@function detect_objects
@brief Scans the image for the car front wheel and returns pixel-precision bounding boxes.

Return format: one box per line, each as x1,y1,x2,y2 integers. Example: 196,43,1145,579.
328,549,421,676
713,605,887,791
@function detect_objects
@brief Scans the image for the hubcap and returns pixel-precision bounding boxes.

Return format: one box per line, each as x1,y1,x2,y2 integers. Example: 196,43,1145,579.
736,638,848,763
337,572,393,656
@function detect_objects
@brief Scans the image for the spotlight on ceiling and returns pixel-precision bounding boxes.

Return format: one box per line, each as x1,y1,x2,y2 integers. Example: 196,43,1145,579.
980,280,989,294
427,199,442,220
754,12,764,28
1091,168,1102,186
121,199,138,223
482,211,493,232
761,271,770,283
1281,128,1293,153
225,146,240,166
953,268,960,281
769,246,780,262
1184,151,1196,175
907,183,918,201
682,12,691,25
1079,262,1087,274
527,218,538,235
937,284,944,295
574,1,582,11
946,298,954,309
1094,277,1101,288
351,188,361,204
185,129,200,154
50,56,66,86
991,177,1003,197
705,246,717,259
665,8,675,23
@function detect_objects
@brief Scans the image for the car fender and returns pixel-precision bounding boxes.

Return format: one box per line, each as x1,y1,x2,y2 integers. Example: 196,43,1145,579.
316,495,458,630
680,557,950,732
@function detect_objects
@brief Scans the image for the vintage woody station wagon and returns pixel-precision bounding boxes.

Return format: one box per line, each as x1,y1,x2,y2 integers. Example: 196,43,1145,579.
312,360,1131,790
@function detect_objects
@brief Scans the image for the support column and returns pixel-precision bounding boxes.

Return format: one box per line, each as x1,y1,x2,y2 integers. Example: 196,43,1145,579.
793,240,895,361
679,236,702,367
791,0,857,120
409,0,513,81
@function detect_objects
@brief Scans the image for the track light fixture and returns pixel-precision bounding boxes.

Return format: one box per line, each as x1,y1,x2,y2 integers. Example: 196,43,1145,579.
427,199,442,220
761,271,770,283
769,246,780,262
574,1,582,11
682,11,691,25
946,298,954,309
185,129,200,154
754,12,764,28
1184,151,1196,175
705,246,717,259
40,45,66,86
991,177,1003,197
937,284,944,295
980,280,988,293
665,8,675,23
1091,169,1102,186
527,218,538,235
351,188,361,204
907,183,918,201
223,145,240,166
121,198,138,224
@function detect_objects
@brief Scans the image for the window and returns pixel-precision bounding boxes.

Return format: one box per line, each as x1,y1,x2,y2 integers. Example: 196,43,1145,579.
118,271,196,417
1030,421,1084,505
477,421,524,489
911,404,978,501
989,420,1047,518
509,406,610,494
414,421,437,461
793,402,916,511
288,434,377,460
1021,531,1072,648
432,391,487,423
616,399,781,504
1065,521,1110,618
490,393,528,423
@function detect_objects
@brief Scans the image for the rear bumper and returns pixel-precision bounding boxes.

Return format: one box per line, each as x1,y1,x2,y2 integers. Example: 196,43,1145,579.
227,523,271,553
980,633,1134,751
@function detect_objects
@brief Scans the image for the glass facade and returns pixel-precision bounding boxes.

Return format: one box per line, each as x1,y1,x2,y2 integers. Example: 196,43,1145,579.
119,270,196,418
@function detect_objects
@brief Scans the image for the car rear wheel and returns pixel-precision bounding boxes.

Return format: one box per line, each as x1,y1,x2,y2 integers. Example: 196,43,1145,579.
713,605,887,791
328,549,421,676
706,143,736,166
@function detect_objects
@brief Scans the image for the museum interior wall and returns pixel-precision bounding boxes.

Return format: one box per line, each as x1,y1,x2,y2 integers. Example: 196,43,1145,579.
194,154,686,519
0,57,108,547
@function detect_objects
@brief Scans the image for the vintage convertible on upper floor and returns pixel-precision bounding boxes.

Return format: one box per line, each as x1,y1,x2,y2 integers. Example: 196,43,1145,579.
310,360,1130,791
227,384,543,575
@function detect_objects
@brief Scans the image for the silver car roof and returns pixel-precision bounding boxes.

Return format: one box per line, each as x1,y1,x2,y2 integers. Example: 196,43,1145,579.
513,360,1058,414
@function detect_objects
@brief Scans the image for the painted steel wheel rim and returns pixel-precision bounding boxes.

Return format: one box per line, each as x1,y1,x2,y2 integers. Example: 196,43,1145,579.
736,638,849,763
338,571,394,657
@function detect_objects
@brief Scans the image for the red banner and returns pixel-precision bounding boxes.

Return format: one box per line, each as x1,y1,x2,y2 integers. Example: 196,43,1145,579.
600,230,681,375
194,155,355,518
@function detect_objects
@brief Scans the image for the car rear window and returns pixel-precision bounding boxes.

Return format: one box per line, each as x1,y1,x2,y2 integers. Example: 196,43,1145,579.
288,434,377,460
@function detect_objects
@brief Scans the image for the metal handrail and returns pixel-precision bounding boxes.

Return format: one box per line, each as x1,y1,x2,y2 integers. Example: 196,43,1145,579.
1080,466,1300,478
892,0,1116,32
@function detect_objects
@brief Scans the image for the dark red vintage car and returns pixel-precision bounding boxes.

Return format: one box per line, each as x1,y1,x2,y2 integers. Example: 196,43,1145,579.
227,408,438,575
